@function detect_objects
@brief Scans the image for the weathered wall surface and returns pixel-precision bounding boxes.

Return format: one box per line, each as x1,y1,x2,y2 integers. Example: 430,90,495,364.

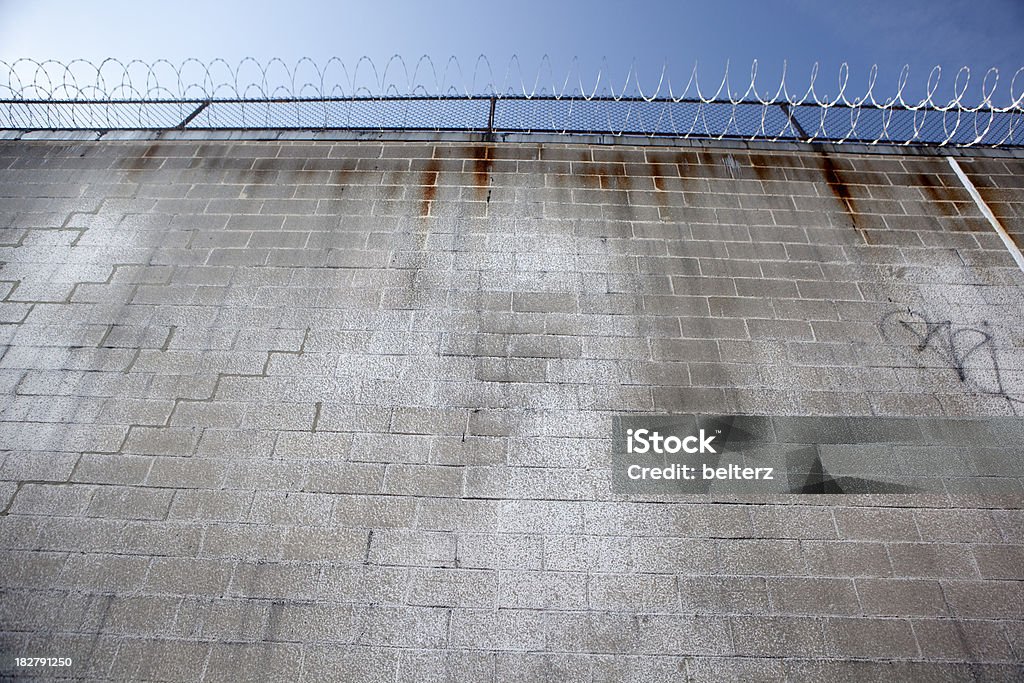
0,138,1022,680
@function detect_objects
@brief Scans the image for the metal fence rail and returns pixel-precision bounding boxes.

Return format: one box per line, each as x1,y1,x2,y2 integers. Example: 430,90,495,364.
3,58,1023,147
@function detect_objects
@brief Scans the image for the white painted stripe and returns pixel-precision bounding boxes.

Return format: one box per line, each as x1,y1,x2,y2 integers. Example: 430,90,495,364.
947,156,1024,275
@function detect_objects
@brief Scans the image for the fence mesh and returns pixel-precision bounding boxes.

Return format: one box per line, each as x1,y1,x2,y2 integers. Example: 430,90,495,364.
2,57,1023,146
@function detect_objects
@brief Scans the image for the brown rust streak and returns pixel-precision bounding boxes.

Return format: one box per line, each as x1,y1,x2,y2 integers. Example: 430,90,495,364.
383,170,404,200
917,170,990,233
748,153,780,184
817,152,870,243
330,169,350,187
916,173,959,219
578,170,601,189
118,143,163,180
470,145,494,200
598,153,631,191
673,151,695,181
649,161,667,194
420,160,440,218
246,168,274,185
614,152,631,190
697,150,734,181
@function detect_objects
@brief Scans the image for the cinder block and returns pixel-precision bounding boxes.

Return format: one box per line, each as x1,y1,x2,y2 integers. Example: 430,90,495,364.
824,617,920,659
855,578,949,617
408,568,498,608
588,574,678,612
368,529,456,568
86,486,173,520
449,609,544,651
731,616,826,657
939,580,1024,619
204,643,303,683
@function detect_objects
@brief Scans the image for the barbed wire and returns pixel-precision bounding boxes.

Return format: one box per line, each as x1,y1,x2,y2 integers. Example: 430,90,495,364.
1,56,1022,147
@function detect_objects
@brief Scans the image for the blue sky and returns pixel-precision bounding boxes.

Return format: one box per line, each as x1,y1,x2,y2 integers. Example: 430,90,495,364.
1,0,1022,104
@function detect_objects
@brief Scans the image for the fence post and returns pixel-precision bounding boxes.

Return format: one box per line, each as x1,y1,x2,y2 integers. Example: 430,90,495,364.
486,96,496,139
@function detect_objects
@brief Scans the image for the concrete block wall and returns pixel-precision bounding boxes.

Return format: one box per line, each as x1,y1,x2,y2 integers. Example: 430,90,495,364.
0,138,1022,680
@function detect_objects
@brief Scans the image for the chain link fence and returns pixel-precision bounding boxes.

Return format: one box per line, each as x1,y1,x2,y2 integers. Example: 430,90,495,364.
2,58,1022,146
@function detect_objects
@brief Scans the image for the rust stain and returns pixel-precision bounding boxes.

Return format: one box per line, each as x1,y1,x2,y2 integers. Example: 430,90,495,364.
330,169,350,187
914,171,986,233
119,144,163,181
974,184,999,217
598,154,631,191
751,164,771,184
748,153,775,183
420,160,440,218
649,161,667,193
818,152,870,243
470,145,494,200
383,170,405,200
578,170,601,189
698,150,734,180
614,152,631,191
674,151,694,180
918,174,959,219
248,168,275,185
237,162,283,185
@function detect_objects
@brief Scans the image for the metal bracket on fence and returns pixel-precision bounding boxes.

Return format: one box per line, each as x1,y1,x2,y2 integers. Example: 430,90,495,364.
486,96,497,139
176,101,210,129
778,102,810,142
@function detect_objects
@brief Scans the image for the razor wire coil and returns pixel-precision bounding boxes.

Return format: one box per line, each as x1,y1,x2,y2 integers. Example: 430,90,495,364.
1,56,1022,147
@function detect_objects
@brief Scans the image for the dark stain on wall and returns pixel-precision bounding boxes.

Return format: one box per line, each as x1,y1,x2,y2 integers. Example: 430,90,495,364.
420,161,440,218
749,159,769,184
919,176,955,214
578,169,601,190
598,153,631,192
648,161,668,194
471,145,494,200
381,170,405,201
246,169,271,185
748,153,786,183
117,143,165,180
674,151,696,181
615,152,631,191
915,172,962,221
696,150,733,180
294,168,318,184
330,169,350,187
817,152,869,242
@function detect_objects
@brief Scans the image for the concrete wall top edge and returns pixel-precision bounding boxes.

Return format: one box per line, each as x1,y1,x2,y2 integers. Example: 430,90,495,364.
2,128,1024,160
